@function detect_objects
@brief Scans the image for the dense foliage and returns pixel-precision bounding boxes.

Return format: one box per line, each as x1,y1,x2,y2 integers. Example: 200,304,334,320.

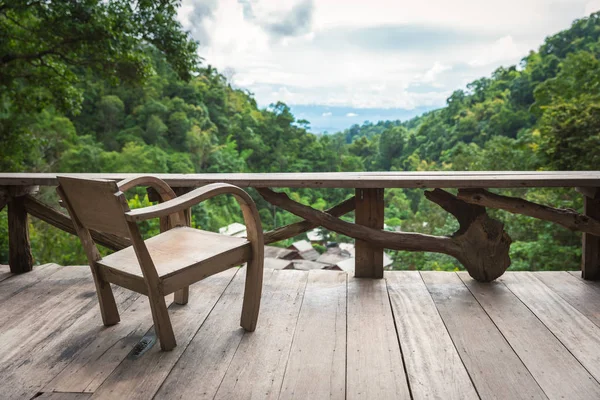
1,4,599,271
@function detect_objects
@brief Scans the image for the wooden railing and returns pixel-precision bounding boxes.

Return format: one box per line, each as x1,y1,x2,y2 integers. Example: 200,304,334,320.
1,172,599,281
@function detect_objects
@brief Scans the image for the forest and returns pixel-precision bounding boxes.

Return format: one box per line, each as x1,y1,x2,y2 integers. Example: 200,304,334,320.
1,1,599,271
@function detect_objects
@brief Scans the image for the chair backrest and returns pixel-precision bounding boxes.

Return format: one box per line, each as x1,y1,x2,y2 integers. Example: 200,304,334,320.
58,176,131,238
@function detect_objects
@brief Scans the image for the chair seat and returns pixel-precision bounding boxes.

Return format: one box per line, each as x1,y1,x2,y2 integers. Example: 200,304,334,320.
98,227,251,292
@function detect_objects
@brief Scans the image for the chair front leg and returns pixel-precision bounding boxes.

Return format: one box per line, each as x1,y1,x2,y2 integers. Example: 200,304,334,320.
148,293,177,351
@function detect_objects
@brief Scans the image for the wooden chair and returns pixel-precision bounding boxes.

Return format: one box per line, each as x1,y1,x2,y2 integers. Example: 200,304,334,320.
56,175,264,351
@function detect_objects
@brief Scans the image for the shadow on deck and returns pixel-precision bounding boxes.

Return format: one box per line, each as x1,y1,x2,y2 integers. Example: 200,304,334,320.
1,264,600,400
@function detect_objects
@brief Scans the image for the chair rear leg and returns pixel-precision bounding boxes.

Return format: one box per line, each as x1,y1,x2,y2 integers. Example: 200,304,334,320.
91,271,120,326
240,258,264,332
174,286,189,305
148,293,177,351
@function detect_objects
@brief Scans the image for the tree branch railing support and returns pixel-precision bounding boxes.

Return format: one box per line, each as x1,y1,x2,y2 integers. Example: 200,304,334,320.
257,187,512,282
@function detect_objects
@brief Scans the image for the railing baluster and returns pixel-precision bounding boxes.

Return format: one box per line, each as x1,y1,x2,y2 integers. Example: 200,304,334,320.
582,187,600,280
355,188,385,278
8,193,33,273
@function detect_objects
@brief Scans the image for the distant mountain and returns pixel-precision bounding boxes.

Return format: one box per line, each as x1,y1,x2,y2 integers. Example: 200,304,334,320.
288,105,436,134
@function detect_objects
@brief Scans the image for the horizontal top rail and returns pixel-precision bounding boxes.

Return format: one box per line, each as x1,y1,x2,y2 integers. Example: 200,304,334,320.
0,172,599,189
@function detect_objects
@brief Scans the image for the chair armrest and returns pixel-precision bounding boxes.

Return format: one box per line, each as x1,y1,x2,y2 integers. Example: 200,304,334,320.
118,175,185,228
125,183,250,222
118,176,177,202
125,183,264,256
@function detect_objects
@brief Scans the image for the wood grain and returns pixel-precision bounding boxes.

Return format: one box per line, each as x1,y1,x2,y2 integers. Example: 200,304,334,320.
0,263,61,302
23,194,130,250
58,176,131,237
421,271,546,400
355,188,384,278
458,188,600,236
57,186,121,327
98,227,250,280
0,266,91,346
501,272,600,382
213,269,308,400
535,271,600,328
347,277,411,400
0,282,138,400
263,196,355,245
583,194,600,279
2,171,600,189
8,195,33,273
259,188,511,282
461,272,600,399
44,293,154,393
154,269,256,400
387,271,478,400
0,264,12,282
90,268,237,400
279,270,347,400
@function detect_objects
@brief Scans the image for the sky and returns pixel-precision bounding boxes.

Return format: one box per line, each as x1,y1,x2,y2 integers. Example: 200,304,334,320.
178,0,600,133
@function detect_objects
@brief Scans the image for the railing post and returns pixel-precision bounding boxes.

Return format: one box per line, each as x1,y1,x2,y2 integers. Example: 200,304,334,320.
7,192,33,273
355,188,384,278
581,187,600,280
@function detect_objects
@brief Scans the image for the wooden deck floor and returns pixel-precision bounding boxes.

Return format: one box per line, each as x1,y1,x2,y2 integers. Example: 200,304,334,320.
2,264,600,399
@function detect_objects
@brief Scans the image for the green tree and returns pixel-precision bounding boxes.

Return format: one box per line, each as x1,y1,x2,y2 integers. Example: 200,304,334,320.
0,0,199,171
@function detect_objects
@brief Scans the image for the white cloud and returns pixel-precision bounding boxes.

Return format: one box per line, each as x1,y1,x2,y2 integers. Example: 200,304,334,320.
418,62,452,85
346,112,358,117
468,36,527,67
322,111,332,117
181,0,594,110
586,0,600,15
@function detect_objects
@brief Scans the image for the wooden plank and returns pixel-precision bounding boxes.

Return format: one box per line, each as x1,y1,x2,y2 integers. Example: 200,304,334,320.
0,263,62,302
386,271,478,400
8,195,33,273
0,264,12,282
0,284,139,400
212,269,309,400
536,271,600,328
501,272,600,382
43,293,153,393
279,270,346,400
355,188,384,278
1,172,600,189
583,193,600,280
89,268,237,400
0,266,93,361
460,272,600,399
346,277,411,400
421,271,546,400
156,269,268,399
